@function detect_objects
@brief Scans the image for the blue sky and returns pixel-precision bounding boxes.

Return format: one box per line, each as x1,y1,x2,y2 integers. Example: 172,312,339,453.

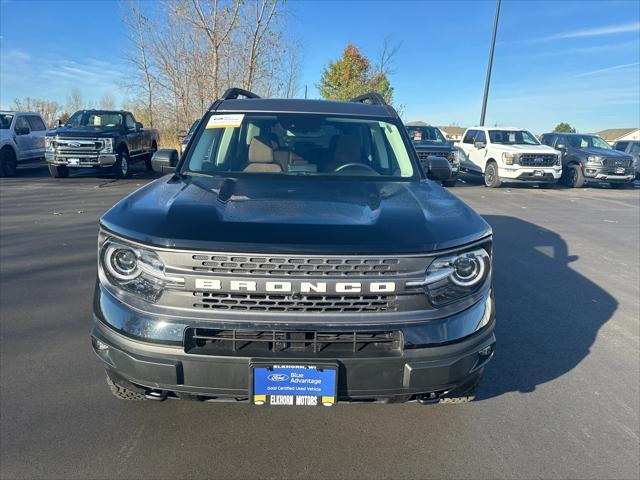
1,0,639,132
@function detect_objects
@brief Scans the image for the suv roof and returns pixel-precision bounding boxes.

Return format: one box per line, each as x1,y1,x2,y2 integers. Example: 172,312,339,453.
212,88,397,119
0,111,41,116
468,126,522,131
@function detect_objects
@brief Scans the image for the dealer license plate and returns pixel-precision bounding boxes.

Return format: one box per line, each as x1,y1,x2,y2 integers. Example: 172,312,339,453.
533,170,544,177
252,363,337,407
615,167,625,174
66,158,80,166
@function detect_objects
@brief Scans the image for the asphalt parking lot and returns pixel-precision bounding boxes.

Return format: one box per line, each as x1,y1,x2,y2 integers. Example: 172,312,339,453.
1,160,639,480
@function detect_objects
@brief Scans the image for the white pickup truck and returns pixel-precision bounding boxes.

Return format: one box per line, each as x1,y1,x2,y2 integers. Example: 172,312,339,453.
458,127,562,188
0,111,48,177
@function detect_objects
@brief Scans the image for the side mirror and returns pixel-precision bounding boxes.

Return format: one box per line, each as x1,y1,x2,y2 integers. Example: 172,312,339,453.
151,148,179,173
177,130,188,138
426,155,452,181
15,126,30,136
474,141,486,149
135,122,143,131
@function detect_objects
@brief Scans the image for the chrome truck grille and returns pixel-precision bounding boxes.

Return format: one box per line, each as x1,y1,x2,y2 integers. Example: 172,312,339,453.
53,138,105,156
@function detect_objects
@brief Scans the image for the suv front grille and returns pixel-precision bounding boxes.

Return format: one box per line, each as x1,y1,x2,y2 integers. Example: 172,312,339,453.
184,327,402,356
191,255,401,276
518,154,557,167
193,292,396,312
417,150,454,162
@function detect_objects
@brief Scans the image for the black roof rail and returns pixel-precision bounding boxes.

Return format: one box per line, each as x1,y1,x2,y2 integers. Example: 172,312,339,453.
349,92,387,106
221,88,260,100
208,88,260,111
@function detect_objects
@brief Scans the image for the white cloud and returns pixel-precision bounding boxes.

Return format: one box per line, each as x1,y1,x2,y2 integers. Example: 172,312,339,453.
525,21,640,44
574,62,640,78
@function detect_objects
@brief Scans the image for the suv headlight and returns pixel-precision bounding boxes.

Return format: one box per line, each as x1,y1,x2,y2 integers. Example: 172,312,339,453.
101,138,114,153
45,137,55,152
587,155,602,165
450,149,459,164
502,152,517,165
99,235,184,302
556,154,561,166
411,247,491,307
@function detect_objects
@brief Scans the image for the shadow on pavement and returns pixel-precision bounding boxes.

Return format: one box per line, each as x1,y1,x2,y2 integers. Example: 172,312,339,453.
477,215,617,400
8,158,162,181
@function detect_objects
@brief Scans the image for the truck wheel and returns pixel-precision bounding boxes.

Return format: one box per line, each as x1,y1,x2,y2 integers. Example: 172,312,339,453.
0,148,17,177
106,374,145,401
113,150,131,179
48,164,69,178
442,179,457,188
483,162,501,188
144,143,157,171
565,164,585,188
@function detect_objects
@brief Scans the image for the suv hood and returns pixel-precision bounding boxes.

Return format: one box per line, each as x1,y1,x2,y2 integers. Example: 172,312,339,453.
101,175,491,254
491,144,557,154
413,143,453,152
48,126,122,138
576,147,633,159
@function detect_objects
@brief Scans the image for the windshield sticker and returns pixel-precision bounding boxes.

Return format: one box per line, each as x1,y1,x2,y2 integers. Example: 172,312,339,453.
206,114,244,129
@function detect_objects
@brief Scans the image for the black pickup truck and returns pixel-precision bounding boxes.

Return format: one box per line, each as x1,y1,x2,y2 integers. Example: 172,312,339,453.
92,89,495,406
45,110,158,178
405,123,459,187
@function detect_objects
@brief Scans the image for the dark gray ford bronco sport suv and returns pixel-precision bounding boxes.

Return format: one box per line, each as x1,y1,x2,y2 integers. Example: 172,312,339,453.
92,89,496,406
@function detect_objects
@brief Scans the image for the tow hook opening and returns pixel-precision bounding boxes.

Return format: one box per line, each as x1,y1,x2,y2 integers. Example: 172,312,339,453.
417,391,442,405
144,390,167,401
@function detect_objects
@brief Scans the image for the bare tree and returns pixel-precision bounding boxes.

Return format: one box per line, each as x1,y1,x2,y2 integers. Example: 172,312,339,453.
66,88,84,113
11,97,62,127
100,93,116,109
374,35,402,77
122,1,156,126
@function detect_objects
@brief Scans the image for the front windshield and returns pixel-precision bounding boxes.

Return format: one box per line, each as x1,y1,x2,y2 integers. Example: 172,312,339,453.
66,111,123,128
455,146,470,162
184,113,415,178
405,125,446,144
568,135,612,150
488,130,539,145
0,114,14,129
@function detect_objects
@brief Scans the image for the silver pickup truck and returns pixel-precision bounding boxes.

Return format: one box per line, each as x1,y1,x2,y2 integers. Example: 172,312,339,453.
0,111,48,177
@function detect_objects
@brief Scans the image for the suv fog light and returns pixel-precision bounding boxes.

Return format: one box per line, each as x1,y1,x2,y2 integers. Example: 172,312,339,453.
479,345,493,357
93,338,109,351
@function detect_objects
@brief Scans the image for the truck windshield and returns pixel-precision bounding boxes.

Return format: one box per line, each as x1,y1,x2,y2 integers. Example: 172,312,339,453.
405,125,446,144
184,113,416,178
488,130,539,145
0,114,13,129
66,112,123,128
568,135,612,150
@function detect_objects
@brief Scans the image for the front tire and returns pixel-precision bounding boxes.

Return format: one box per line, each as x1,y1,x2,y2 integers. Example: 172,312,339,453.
483,162,501,188
106,374,145,401
113,150,131,179
565,164,585,188
0,148,17,177
48,164,69,178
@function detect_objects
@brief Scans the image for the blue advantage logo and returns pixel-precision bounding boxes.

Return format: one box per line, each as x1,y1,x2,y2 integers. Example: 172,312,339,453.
267,373,289,382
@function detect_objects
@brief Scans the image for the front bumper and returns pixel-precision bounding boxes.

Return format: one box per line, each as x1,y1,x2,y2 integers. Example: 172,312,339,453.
45,152,117,167
499,165,562,181
583,165,635,182
91,285,496,402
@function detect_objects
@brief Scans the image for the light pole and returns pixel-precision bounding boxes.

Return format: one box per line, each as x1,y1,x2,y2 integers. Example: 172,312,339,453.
480,0,501,126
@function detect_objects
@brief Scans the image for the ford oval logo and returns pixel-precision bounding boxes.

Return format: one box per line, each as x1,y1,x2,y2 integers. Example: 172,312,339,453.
267,373,289,382
68,142,81,148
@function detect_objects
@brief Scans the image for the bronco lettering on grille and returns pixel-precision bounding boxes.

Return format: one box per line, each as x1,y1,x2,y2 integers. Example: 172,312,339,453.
194,278,396,294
